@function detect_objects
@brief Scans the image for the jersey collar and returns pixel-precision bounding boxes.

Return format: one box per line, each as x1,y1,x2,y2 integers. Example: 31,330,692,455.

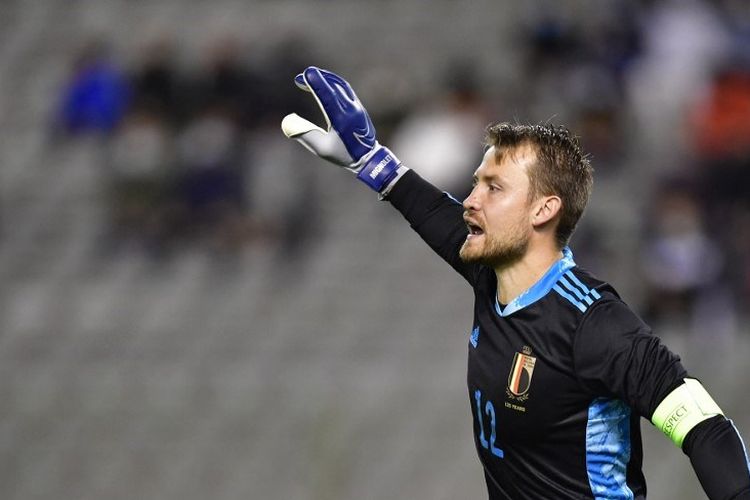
494,247,576,317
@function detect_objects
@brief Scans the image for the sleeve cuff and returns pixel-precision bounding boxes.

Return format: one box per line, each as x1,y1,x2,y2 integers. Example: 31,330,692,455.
378,165,411,200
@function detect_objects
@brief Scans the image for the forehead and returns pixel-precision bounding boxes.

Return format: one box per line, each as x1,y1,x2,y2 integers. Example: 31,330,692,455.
474,144,536,181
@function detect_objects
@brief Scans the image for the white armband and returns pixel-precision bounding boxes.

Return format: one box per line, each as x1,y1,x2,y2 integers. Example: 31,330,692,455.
651,378,723,448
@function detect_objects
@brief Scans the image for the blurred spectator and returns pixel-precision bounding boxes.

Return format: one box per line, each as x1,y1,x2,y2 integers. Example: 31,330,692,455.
721,0,750,59
518,2,637,137
575,104,623,167
182,36,265,130
55,39,130,136
690,65,750,163
566,60,629,173
517,12,578,124
390,62,488,197
627,0,731,163
688,63,750,308
105,106,174,253
130,38,185,126
173,105,250,253
640,184,731,336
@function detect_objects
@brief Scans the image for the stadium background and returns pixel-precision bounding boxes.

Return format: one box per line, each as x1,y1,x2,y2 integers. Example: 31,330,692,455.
1,0,749,498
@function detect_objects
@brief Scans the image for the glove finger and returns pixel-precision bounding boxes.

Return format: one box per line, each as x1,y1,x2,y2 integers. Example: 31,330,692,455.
318,69,357,107
294,73,310,92
281,113,324,138
296,69,355,105
303,66,346,117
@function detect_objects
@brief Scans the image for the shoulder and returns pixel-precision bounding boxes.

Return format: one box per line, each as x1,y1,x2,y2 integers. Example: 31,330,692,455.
550,266,620,315
551,267,651,343
564,268,653,359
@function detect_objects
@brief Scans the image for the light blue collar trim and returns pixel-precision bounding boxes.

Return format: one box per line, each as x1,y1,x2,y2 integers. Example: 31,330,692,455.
494,247,576,317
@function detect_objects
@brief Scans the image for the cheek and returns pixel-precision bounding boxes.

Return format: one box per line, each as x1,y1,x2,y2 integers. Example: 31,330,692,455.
486,201,528,232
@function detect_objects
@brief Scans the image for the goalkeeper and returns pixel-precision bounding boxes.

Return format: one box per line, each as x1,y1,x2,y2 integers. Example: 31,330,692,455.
282,67,750,499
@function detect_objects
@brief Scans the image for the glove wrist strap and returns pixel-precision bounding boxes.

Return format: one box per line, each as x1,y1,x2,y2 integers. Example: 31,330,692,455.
355,146,402,193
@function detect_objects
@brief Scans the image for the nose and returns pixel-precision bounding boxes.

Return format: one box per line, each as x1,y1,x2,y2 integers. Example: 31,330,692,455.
463,186,480,211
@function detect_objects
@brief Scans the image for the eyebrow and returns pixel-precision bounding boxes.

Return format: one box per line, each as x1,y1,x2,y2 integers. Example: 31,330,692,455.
473,172,502,183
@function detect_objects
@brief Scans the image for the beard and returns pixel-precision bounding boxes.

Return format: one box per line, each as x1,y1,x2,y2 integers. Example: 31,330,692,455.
459,224,531,269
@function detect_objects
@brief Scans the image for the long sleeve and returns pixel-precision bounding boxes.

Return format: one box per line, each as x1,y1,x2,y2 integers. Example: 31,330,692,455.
386,169,479,285
683,415,750,499
573,299,750,499
573,299,687,418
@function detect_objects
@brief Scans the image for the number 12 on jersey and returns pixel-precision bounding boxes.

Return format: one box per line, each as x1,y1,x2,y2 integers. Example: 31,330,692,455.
474,389,504,458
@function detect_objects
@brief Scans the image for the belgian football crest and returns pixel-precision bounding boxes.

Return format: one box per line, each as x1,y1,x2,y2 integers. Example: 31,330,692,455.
506,347,537,402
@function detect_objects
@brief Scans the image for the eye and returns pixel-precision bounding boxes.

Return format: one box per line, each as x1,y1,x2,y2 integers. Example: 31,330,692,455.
488,184,501,192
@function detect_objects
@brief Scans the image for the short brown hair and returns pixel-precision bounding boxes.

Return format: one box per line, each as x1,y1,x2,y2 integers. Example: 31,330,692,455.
484,122,593,248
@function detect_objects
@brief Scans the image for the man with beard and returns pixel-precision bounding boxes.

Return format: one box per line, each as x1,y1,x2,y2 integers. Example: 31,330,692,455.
281,67,750,499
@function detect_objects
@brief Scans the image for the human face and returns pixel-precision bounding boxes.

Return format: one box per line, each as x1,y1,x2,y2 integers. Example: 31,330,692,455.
459,145,535,268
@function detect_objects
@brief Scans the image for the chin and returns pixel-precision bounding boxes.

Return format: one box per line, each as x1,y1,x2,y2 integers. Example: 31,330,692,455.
459,251,479,264
459,241,490,264
459,236,529,268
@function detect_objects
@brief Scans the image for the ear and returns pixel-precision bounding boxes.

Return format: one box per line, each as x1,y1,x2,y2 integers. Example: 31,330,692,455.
531,195,562,228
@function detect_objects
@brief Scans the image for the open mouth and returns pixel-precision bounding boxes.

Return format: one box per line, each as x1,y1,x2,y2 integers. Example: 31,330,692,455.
467,223,484,236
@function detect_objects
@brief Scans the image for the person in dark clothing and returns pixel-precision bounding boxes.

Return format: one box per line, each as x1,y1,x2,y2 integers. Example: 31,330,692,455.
282,67,750,499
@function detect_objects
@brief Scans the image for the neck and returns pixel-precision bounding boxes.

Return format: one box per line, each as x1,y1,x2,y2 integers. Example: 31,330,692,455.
495,245,563,305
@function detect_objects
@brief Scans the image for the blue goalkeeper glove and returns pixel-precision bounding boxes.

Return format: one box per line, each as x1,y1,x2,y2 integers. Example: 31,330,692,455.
281,66,404,193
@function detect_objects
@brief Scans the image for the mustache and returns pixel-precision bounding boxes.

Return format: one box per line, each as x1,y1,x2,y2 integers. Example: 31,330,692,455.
463,211,481,224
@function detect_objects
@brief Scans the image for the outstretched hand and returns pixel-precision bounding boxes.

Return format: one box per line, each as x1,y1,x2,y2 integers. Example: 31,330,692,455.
281,66,404,193
282,66,377,167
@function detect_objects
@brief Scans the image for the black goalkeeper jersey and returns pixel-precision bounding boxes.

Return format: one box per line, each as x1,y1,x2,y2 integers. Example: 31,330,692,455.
387,170,689,499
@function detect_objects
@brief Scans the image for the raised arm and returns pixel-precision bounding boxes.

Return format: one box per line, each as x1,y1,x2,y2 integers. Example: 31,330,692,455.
281,66,478,284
